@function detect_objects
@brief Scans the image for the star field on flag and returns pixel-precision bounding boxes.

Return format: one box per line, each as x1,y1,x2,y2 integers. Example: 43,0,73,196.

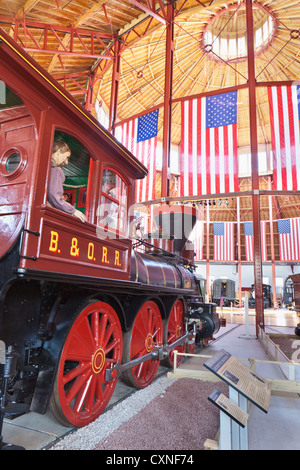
137,109,159,143
244,221,253,236
206,91,237,128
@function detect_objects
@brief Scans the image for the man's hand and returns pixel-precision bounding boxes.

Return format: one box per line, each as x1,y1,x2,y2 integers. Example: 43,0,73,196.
74,209,87,222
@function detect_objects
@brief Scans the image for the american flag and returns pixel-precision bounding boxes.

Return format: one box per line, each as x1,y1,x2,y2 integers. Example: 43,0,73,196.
268,85,300,191
180,91,239,196
213,222,235,261
190,220,204,261
277,217,300,261
120,110,159,203
244,221,268,262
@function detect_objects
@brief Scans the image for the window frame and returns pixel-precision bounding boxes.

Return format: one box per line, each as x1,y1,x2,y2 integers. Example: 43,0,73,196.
98,166,129,236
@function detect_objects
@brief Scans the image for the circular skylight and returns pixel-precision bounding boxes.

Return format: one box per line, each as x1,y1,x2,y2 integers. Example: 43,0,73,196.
202,3,276,62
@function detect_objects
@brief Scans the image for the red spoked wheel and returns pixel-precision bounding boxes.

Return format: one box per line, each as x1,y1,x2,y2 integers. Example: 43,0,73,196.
163,299,186,368
50,301,122,427
123,300,163,388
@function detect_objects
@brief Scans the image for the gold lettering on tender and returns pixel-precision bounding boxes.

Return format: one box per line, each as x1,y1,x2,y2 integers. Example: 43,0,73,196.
49,231,59,252
114,250,122,267
70,238,80,257
102,246,109,264
87,242,95,260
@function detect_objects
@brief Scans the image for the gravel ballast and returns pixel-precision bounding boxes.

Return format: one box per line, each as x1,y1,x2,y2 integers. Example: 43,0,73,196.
50,376,227,450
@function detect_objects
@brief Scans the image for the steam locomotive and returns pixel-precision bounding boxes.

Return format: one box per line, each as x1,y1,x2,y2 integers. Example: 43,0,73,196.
0,29,220,429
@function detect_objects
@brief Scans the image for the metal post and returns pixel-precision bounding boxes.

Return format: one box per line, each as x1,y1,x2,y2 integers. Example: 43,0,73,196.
237,197,242,307
109,39,121,135
85,73,95,112
246,0,264,334
161,2,175,198
268,176,277,309
206,201,210,301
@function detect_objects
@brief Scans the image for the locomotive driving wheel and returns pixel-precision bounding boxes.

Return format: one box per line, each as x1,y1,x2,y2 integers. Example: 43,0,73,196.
50,301,122,427
122,300,163,388
163,299,186,368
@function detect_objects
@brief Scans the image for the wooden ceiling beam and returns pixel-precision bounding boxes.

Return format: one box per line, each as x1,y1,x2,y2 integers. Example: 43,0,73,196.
47,0,112,73
126,0,168,25
0,17,114,60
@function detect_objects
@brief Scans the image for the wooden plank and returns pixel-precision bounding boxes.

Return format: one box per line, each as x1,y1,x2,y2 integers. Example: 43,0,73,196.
270,379,300,394
167,369,222,381
204,439,219,450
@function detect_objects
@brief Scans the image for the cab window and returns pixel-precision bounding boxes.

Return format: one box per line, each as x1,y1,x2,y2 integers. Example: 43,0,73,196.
49,131,90,219
98,168,128,234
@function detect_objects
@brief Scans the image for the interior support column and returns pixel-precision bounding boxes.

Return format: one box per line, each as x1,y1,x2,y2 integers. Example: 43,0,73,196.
237,197,242,308
246,0,264,333
268,176,277,309
161,2,175,198
109,39,121,135
206,201,210,301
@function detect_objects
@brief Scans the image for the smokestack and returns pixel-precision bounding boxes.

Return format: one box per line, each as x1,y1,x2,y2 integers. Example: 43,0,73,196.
153,205,197,256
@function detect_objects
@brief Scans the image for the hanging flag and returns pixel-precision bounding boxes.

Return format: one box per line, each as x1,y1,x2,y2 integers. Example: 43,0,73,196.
261,220,267,262
120,110,159,203
244,221,253,261
190,220,204,261
277,217,300,261
244,221,268,262
213,222,235,261
268,85,300,191
180,91,239,197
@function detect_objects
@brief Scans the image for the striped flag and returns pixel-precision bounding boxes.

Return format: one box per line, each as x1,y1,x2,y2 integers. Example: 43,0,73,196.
213,222,235,261
244,221,268,262
190,220,204,261
277,217,300,261
180,91,239,196
120,110,159,203
268,85,300,191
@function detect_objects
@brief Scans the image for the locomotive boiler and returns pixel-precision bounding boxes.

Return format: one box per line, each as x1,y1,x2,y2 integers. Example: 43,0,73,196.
0,28,220,429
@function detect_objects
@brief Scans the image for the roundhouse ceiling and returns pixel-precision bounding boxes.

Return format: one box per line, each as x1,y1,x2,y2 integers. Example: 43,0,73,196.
0,0,300,229
1,0,299,148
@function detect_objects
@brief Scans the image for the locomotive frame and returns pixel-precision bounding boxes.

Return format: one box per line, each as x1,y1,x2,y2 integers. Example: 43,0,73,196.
0,28,220,429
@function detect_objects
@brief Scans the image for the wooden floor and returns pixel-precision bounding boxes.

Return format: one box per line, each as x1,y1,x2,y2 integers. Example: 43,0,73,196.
217,306,299,328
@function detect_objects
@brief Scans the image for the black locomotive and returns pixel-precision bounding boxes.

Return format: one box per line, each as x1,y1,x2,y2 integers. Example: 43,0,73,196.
212,278,236,306
248,284,272,309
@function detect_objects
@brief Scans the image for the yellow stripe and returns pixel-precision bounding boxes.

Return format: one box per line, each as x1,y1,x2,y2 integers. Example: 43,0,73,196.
132,250,139,282
136,251,149,284
0,34,147,175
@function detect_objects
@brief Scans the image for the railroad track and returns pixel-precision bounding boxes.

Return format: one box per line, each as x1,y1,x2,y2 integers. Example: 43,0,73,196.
3,325,237,450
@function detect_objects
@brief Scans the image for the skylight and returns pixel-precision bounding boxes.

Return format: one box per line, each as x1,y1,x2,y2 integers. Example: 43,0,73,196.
202,3,276,63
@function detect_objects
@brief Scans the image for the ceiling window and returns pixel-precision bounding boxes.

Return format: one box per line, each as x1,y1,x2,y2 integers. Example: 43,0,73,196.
202,3,276,63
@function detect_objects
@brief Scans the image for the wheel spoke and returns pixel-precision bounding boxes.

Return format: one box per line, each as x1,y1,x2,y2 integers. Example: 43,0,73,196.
98,312,108,347
126,300,163,388
84,374,97,413
165,300,185,368
91,310,100,347
105,336,120,356
147,308,153,334
65,371,92,406
167,331,176,344
55,301,122,427
102,321,115,350
73,373,94,414
62,361,91,386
